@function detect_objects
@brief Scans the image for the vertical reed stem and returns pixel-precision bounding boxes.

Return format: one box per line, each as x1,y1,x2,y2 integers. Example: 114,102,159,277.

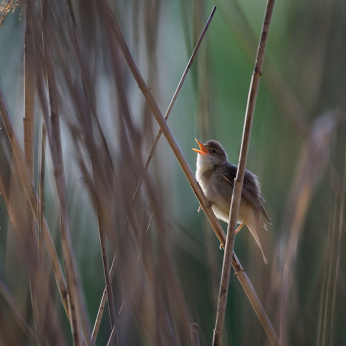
42,1,89,342
212,1,277,345
24,0,41,341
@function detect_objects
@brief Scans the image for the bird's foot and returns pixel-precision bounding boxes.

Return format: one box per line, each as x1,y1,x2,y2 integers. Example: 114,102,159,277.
235,222,244,234
219,223,244,251
198,201,213,212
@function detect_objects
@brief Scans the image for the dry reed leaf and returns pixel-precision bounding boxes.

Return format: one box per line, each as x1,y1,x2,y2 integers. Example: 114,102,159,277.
276,112,338,346
0,0,22,27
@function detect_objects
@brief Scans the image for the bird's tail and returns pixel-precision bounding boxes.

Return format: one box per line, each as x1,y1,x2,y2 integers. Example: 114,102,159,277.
256,237,268,264
261,205,272,225
247,211,268,264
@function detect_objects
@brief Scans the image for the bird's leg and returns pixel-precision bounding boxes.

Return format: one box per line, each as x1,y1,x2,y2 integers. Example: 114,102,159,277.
235,222,244,234
198,201,213,212
219,222,245,250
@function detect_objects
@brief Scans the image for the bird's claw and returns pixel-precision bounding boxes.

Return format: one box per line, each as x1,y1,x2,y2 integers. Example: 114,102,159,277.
198,200,213,213
219,244,224,250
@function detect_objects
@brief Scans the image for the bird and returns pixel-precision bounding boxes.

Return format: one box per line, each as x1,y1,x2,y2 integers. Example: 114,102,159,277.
192,139,271,263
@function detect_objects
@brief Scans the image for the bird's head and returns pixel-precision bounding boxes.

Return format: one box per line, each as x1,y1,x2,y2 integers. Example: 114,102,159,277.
192,139,228,170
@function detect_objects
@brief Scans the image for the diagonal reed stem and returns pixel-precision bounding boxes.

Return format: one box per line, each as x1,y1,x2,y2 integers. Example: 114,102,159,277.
91,254,117,344
0,278,38,343
104,2,278,345
91,213,154,344
212,0,277,345
106,302,124,346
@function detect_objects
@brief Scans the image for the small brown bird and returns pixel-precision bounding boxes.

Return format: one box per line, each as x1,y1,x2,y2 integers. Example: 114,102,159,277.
192,139,271,263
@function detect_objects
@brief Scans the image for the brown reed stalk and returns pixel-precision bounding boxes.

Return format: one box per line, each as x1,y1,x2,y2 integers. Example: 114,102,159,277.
58,4,124,335
0,278,38,343
47,1,117,341
106,327,116,346
23,1,42,341
106,303,124,346
91,212,155,344
96,215,117,341
0,81,71,310
328,150,346,340
41,0,91,343
190,323,201,346
0,145,66,345
21,6,92,339
38,123,46,258
91,254,117,344
144,176,191,343
103,3,280,343
278,113,337,346
67,135,112,346
106,308,122,346
64,0,117,336
212,0,277,345
0,83,88,346
23,0,35,200
0,166,37,342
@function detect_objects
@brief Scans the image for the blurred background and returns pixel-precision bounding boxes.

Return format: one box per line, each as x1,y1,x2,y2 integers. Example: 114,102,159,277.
0,0,345,345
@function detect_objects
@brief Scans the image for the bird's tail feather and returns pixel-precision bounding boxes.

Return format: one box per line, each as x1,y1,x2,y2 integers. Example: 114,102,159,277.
253,231,268,264
256,237,268,264
247,212,268,264
261,205,272,225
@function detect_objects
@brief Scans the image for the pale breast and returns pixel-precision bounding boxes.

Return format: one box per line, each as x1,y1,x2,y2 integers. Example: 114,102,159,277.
197,172,217,203
197,173,230,223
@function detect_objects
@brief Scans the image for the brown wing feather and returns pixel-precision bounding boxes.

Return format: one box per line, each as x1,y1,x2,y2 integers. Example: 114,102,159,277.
220,163,271,223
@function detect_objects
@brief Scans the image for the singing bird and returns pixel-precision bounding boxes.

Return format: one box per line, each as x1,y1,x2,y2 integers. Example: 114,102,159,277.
192,139,271,263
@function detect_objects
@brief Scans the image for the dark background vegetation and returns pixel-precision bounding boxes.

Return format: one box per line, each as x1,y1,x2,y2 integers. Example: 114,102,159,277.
0,0,345,345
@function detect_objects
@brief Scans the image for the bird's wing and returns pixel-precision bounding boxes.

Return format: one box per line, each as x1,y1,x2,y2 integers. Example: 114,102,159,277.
220,163,237,187
221,163,272,224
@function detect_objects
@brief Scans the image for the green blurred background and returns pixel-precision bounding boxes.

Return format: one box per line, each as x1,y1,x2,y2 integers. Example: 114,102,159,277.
0,0,345,345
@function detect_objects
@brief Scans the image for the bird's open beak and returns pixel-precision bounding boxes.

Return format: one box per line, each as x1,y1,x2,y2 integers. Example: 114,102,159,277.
192,139,209,155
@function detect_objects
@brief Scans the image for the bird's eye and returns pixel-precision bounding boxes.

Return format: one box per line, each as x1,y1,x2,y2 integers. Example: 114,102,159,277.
212,149,217,154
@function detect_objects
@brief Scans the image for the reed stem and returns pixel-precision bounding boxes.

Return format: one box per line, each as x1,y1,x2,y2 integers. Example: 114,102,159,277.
212,1,277,344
